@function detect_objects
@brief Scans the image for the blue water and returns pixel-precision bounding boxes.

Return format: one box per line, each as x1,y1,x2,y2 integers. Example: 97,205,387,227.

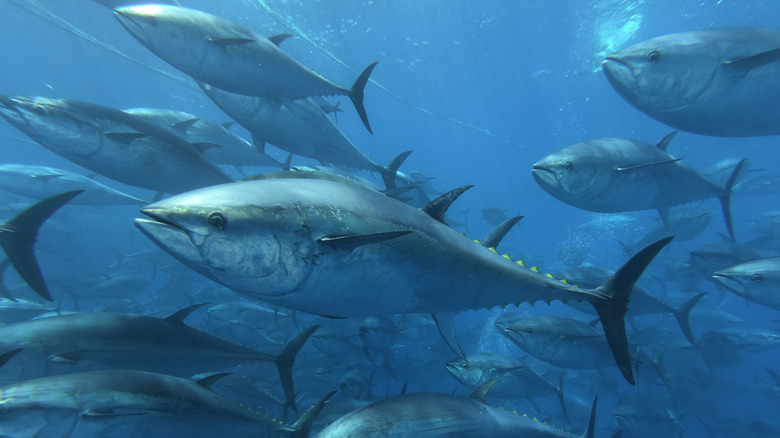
1,1,779,437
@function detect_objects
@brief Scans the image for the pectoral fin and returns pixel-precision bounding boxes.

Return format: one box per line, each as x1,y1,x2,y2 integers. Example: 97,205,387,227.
207,37,256,46
724,47,780,73
616,158,681,172
104,131,147,144
318,231,411,250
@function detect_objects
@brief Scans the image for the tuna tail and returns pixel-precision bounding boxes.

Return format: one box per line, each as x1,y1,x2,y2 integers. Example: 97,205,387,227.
282,390,336,438
349,61,378,134
718,158,747,241
590,236,673,385
0,190,83,301
672,292,706,346
381,150,413,191
557,372,570,424
582,395,598,438
275,325,320,414
0,259,17,302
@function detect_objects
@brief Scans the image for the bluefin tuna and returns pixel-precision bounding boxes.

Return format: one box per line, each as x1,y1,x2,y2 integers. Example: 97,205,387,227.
0,305,317,412
316,381,597,438
445,352,568,420
113,4,377,133
0,96,232,194
602,28,780,137
0,164,145,205
713,257,780,310
134,172,672,384
0,364,332,438
531,132,745,239
198,82,401,187
124,108,289,172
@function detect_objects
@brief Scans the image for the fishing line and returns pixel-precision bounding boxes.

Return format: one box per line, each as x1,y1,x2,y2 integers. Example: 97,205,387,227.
8,0,197,91
253,0,516,146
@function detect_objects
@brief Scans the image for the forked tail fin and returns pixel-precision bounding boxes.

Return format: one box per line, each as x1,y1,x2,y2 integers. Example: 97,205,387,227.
275,325,320,414
282,390,336,438
0,190,83,301
349,62,379,134
718,158,747,241
590,236,673,384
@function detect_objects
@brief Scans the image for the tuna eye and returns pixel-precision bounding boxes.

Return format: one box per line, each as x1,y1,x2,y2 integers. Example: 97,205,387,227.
752,273,764,282
648,50,660,63
524,328,535,334
461,362,469,368
208,212,227,230
32,105,48,116
564,162,573,171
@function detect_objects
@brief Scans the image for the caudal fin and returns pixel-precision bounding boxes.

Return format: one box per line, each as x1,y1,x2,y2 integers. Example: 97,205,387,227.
381,150,413,191
282,390,336,438
590,236,673,384
349,62,378,134
719,158,747,241
0,190,83,301
275,325,320,414
582,395,598,438
673,292,706,346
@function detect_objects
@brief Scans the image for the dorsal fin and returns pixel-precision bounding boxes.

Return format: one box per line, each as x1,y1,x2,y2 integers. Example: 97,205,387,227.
267,33,294,47
482,216,523,249
0,190,83,301
469,379,498,402
421,185,473,224
655,131,678,151
172,118,199,132
165,303,208,324
196,372,231,389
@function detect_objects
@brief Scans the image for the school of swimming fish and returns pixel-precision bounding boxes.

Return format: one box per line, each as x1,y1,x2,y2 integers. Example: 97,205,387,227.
0,2,779,437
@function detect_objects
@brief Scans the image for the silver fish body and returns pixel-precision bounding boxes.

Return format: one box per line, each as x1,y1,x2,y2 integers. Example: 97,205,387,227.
603,28,780,137
134,173,672,384
0,96,232,194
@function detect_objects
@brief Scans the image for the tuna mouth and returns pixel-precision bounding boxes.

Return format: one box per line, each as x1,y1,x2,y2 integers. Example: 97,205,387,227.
139,207,181,230
712,272,744,293
0,97,26,124
531,164,557,185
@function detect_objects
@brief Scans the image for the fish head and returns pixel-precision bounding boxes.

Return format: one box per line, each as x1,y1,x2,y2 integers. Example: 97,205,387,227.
444,357,483,386
359,316,397,350
532,143,614,208
713,258,780,297
135,181,316,298
114,5,215,73
602,32,718,113
0,96,103,156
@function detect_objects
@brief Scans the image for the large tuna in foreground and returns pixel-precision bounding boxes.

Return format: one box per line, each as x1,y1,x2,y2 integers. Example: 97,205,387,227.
602,28,780,137
135,172,672,384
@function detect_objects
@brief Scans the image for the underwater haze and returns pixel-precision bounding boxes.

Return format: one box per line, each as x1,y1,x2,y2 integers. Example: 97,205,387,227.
1,1,779,437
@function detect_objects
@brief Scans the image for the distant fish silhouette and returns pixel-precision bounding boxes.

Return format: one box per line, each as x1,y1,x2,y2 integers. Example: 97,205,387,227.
0,190,82,301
